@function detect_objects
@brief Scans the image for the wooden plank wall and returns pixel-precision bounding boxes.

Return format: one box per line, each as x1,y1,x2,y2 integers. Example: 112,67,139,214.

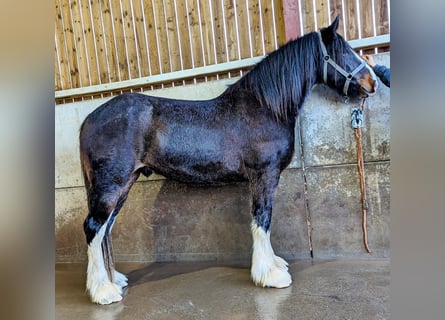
55,0,286,94
55,0,390,103
298,0,390,52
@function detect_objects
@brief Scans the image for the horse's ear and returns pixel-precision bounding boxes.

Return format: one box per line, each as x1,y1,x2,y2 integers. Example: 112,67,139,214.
327,15,340,34
321,15,340,43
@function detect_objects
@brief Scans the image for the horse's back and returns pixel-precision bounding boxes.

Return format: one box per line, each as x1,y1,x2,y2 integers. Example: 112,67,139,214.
81,93,151,131
80,92,220,136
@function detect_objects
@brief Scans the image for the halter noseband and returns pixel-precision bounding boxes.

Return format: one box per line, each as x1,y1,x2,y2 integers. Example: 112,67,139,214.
317,32,366,97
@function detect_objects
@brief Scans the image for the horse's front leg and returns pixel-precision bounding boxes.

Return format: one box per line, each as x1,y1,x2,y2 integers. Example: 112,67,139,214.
249,169,292,288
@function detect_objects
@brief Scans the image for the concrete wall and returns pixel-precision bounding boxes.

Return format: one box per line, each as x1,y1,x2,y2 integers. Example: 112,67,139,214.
55,53,390,263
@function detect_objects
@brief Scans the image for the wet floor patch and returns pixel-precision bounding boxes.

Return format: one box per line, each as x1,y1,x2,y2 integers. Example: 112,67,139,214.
56,259,389,320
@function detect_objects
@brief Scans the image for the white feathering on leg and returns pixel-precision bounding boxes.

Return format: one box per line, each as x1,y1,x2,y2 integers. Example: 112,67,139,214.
113,270,128,288
250,222,292,288
86,216,123,305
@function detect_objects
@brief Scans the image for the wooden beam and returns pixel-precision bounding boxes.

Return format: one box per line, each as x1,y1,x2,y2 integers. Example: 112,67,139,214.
282,0,300,41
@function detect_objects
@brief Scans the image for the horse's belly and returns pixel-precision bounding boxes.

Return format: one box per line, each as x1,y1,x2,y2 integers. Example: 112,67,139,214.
149,147,246,185
154,158,246,185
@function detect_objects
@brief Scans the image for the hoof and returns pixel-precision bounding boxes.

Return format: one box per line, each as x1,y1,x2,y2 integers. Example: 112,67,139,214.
251,255,292,289
90,282,123,305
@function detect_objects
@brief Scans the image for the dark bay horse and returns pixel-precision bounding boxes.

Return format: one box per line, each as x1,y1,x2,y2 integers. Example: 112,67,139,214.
79,17,377,304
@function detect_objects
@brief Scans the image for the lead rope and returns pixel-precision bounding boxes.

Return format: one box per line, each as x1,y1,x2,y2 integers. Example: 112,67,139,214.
351,98,371,253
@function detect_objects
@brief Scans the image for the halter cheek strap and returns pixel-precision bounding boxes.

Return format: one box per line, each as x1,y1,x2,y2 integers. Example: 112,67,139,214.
317,32,366,97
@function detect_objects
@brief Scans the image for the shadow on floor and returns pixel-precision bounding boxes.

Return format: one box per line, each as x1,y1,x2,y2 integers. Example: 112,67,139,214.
127,260,249,285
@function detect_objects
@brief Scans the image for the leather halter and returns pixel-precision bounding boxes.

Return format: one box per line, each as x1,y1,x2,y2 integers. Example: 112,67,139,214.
317,32,366,97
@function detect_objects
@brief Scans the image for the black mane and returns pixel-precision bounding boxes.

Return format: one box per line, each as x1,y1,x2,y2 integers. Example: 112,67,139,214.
227,32,323,122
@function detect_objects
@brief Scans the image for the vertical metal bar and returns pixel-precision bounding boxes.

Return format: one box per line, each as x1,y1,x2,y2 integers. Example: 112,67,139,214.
356,0,362,39
140,0,153,76
312,0,318,30
196,0,208,82
233,0,241,59
57,0,73,88
151,0,164,75
119,1,131,79
87,0,101,84
245,0,253,57
185,0,196,69
78,0,92,86
173,0,184,71
67,0,83,85
107,0,122,81
270,0,278,49
341,0,347,39
371,0,378,54
129,0,142,78
208,0,218,64
298,0,304,36
196,0,207,67
387,0,391,30
161,0,173,73
258,0,266,55
97,0,111,83
220,0,229,62
172,0,185,85
355,0,362,54
208,0,219,79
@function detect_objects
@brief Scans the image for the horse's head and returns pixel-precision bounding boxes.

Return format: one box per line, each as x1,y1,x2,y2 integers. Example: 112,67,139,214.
318,16,378,99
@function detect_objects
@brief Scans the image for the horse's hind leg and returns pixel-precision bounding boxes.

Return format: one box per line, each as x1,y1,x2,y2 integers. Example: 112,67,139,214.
101,197,129,289
83,170,141,304
249,169,292,288
84,208,122,304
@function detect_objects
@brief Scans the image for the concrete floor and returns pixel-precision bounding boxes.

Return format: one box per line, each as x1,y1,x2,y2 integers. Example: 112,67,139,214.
56,259,389,320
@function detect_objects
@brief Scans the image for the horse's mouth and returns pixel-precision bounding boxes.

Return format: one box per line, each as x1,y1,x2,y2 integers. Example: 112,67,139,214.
359,77,378,98
359,86,376,98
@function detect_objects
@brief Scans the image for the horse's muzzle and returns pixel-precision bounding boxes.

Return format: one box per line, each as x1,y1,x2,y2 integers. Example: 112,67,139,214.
359,76,378,98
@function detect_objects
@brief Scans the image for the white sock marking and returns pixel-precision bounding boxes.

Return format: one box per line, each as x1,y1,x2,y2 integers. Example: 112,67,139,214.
86,214,123,304
250,222,292,288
